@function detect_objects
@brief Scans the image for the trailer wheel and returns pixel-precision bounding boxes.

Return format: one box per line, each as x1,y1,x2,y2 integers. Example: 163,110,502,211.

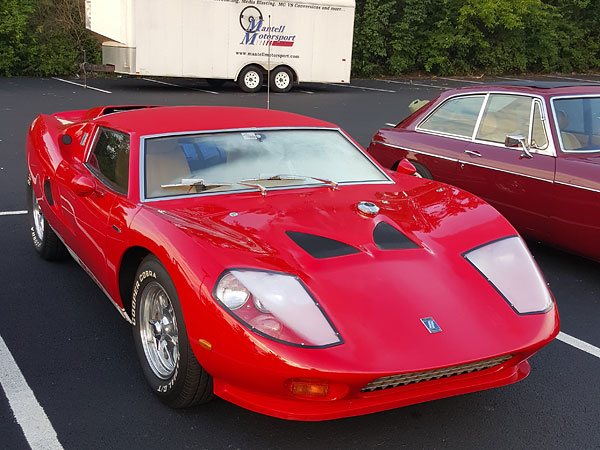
238,65,263,93
270,67,293,93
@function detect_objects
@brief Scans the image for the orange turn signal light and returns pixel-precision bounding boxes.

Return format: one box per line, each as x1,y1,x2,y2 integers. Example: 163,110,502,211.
198,339,212,351
290,380,329,398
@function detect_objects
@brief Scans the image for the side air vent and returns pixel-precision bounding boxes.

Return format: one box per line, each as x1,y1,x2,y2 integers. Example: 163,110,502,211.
286,231,360,259
44,180,54,206
373,222,419,250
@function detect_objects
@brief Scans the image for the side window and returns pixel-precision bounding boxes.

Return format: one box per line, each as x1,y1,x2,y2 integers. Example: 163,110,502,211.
476,94,532,144
531,101,548,149
418,95,485,138
87,128,130,194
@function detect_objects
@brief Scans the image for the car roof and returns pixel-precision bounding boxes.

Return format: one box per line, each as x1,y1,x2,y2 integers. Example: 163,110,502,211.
91,106,336,136
447,81,600,98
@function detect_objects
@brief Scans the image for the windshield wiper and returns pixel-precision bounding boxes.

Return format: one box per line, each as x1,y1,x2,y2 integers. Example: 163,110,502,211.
241,174,339,191
161,178,234,191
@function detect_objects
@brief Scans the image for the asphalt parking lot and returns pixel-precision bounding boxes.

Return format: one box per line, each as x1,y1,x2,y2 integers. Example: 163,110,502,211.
1,74,599,450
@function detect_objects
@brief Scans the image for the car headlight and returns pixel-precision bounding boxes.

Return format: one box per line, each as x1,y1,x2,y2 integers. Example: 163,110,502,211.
463,236,553,314
213,270,343,348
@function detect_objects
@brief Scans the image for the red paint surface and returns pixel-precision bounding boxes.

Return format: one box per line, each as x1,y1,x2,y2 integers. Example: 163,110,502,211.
27,106,559,420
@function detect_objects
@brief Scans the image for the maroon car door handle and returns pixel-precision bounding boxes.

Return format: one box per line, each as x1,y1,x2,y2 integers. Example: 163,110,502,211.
464,150,482,157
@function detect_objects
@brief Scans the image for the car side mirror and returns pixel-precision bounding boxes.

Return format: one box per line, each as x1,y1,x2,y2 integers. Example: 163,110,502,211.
396,158,417,176
70,174,96,197
505,135,533,159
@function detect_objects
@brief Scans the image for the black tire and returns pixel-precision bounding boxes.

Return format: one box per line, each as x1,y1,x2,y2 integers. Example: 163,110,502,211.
132,255,213,408
270,67,293,93
206,78,226,88
412,161,433,179
237,65,263,93
27,176,68,260
392,160,433,180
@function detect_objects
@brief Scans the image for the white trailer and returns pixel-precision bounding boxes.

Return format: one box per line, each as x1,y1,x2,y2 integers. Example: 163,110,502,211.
85,0,355,92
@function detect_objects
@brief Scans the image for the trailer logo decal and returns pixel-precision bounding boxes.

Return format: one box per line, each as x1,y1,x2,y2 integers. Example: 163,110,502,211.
239,7,296,47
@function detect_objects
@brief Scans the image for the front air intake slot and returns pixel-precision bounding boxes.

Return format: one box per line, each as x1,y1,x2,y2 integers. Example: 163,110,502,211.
373,222,419,250
286,231,360,259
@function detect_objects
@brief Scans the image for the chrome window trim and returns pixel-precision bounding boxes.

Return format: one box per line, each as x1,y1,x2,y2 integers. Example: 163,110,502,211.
416,93,487,139
470,93,490,140
550,94,600,154
416,91,556,157
138,126,394,203
530,99,551,152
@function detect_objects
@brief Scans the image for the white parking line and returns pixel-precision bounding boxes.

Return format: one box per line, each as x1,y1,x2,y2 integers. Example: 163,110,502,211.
540,74,600,84
330,83,396,93
0,335,64,450
51,77,112,94
376,79,451,90
437,77,484,84
141,77,219,95
556,332,600,359
0,210,27,216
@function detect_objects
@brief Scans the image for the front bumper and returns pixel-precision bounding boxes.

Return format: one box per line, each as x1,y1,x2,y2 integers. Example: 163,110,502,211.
212,356,531,421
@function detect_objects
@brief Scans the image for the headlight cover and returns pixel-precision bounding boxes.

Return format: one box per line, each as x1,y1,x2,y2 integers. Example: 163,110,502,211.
463,236,553,314
213,269,343,348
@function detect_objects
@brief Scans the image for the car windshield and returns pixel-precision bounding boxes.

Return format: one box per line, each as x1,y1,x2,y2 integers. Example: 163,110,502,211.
553,96,600,152
143,129,390,199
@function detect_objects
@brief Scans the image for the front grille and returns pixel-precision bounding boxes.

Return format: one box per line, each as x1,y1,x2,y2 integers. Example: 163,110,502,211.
361,354,513,392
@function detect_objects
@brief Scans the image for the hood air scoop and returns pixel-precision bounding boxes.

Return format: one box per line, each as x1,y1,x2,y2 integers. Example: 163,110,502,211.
286,231,360,259
373,222,420,250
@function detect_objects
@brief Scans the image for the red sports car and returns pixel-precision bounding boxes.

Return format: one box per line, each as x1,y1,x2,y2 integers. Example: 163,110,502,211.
26,105,558,420
368,82,600,262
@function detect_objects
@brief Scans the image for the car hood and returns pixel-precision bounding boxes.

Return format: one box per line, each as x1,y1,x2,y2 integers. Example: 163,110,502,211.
144,178,556,371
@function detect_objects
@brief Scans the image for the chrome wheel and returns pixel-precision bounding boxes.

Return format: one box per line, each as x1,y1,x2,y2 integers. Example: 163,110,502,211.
243,70,261,90
140,282,179,379
273,71,290,90
32,192,45,241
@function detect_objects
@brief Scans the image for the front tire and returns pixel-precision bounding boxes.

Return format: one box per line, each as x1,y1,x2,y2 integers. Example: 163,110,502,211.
132,255,213,408
237,65,263,93
270,67,293,93
27,176,67,260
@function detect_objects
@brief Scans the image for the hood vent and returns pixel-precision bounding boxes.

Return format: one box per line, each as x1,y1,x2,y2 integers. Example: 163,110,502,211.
286,231,360,259
373,222,419,250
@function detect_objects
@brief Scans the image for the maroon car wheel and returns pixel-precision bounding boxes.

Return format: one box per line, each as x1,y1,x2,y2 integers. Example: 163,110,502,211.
132,255,213,408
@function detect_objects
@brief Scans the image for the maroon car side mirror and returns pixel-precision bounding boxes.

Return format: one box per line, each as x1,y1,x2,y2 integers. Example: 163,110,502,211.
70,174,97,197
396,158,417,176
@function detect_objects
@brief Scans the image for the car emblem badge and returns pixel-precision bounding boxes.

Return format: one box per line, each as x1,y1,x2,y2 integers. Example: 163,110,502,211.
357,201,379,216
420,317,442,333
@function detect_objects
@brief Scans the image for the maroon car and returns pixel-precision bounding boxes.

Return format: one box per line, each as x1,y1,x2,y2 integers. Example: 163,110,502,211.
368,82,600,262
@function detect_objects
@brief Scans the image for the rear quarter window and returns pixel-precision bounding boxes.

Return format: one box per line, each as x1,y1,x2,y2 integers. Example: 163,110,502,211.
418,95,485,138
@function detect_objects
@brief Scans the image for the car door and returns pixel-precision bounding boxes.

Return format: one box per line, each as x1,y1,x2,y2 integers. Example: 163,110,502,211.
59,126,131,292
411,94,487,184
458,94,556,240
550,95,600,260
